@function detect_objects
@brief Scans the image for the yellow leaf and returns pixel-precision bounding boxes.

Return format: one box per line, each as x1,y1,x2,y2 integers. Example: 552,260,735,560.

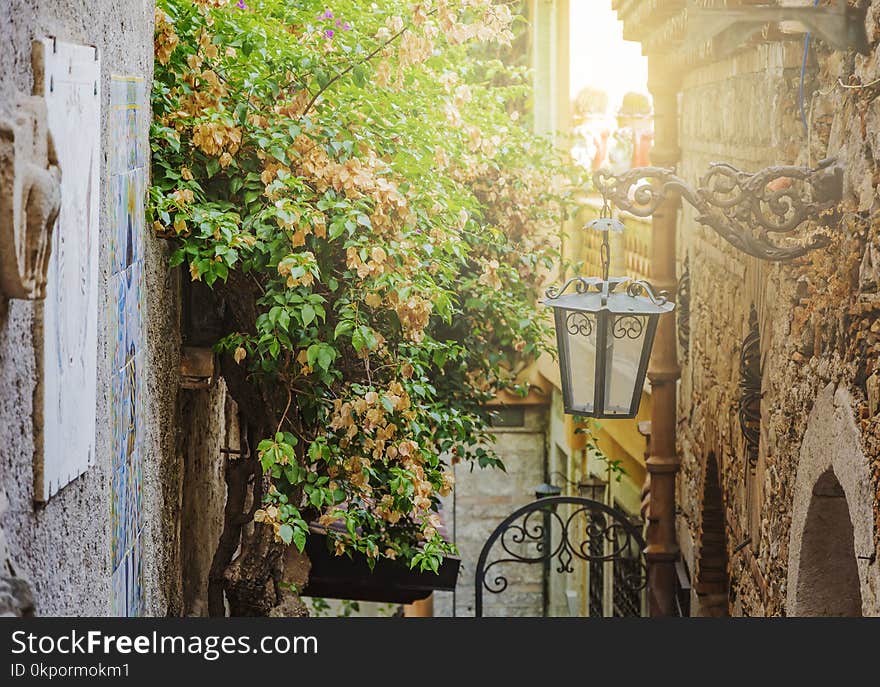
234,346,246,364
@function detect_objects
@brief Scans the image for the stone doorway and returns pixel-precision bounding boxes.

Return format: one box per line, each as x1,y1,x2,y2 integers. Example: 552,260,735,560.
694,452,729,617
786,383,879,617
791,469,861,617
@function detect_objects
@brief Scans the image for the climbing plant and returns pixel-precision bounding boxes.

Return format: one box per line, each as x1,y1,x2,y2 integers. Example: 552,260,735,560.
151,0,581,614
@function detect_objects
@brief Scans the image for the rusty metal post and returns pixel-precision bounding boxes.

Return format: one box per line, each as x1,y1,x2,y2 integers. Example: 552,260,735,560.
645,59,681,617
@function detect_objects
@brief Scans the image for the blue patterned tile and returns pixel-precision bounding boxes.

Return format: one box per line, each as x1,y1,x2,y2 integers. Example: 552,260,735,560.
110,467,123,568
110,273,126,372
131,535,145,615
109,75,147,618
110,564,125,616
122,264,142,365
130,171,145,265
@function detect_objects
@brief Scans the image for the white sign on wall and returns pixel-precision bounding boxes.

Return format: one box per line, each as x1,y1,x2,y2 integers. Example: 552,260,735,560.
33,38,101,502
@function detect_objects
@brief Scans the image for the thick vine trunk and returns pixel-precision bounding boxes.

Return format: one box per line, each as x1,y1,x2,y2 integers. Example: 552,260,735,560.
224,522,286,616
206,434,254,616
204,273,310,616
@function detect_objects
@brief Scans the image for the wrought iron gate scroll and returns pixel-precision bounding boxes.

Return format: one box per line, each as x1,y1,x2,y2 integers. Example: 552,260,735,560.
474,496,647,617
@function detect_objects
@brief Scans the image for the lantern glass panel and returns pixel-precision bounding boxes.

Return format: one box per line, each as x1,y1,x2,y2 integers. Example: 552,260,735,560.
554,308,597,414
602,314,650,415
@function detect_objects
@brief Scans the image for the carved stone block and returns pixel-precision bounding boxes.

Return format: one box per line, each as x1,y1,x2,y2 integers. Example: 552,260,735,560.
0,83,61,299
0,575,35,617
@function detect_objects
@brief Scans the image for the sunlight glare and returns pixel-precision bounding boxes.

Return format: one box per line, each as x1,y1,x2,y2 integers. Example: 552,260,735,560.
569,1,649,113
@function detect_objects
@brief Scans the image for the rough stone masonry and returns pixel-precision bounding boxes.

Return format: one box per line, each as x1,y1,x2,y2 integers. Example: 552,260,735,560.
675,11,880,616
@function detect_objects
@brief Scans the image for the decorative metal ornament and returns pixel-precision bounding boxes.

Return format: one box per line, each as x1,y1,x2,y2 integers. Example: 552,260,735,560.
677,255,691,363
543,208,674,419
473,496,647,617
594,158,843,262
738,306,762,473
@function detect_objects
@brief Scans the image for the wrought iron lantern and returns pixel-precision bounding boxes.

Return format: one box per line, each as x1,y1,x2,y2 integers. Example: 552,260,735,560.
577,476,607,503
533,482,562,500
544,209,673,419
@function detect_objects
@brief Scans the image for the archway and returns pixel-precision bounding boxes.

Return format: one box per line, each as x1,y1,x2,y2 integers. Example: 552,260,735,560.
694,452,729,617
786,383,879,616
792,469,861,616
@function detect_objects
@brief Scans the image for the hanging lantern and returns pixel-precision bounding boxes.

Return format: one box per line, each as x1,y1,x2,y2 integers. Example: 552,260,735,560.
543,216,673,419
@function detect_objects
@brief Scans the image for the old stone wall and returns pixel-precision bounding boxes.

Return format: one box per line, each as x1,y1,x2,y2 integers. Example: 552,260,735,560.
0,1,182,615
434,405,547,617
178,380,238,616
677,27,880,616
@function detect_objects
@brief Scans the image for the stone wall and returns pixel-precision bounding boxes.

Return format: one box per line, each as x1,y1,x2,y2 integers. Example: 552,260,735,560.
178,380,239,616
434,405,547,617
0,1,182,615
676,29,880,616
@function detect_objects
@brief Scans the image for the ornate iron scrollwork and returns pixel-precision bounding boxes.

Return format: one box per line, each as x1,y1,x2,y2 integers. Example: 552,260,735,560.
565,311,593,337
738,306,761,472
474,496,647,617
594,159,843,262
678,255,691,363
544,275,668,306
612,315,644,340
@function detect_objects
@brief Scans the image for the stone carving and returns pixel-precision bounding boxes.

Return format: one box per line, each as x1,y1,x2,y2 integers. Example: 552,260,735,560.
0,91,61,299
0,576,35,617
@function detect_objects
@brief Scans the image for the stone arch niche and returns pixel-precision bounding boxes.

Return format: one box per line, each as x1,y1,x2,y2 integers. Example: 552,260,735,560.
694,451,729,617
786,383,879,616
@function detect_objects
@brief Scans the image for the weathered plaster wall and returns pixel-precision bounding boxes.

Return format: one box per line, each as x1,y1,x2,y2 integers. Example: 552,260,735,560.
676,27,880,616
0,1,181,615
179,381,238,617
434,406,547,617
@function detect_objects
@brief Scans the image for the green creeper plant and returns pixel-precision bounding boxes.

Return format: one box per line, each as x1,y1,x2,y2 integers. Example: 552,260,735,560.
151,0,583,615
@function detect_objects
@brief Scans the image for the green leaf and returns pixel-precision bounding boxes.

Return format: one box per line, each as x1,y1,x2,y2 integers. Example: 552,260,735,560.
260,447,277,472
317,346,334,372
351,326,377,354
301,304,316,326
278,524,293,545
334,320,354,339
243,189,261,205
269,146,287,164
292,527,307,553
285,465,303,484
352,64,367,88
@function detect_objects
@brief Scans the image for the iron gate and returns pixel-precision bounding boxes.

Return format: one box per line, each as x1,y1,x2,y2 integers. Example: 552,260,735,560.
474,496,647,617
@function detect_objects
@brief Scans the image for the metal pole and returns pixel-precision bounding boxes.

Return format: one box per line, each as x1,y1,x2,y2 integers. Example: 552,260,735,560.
644,59,682,617
603,456,613,616
542,507,551,617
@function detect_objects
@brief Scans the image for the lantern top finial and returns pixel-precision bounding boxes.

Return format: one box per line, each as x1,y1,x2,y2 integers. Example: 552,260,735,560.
587,217,625,233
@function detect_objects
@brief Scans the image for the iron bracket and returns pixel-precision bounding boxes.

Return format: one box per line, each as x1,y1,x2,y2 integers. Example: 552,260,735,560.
594,157,844,262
